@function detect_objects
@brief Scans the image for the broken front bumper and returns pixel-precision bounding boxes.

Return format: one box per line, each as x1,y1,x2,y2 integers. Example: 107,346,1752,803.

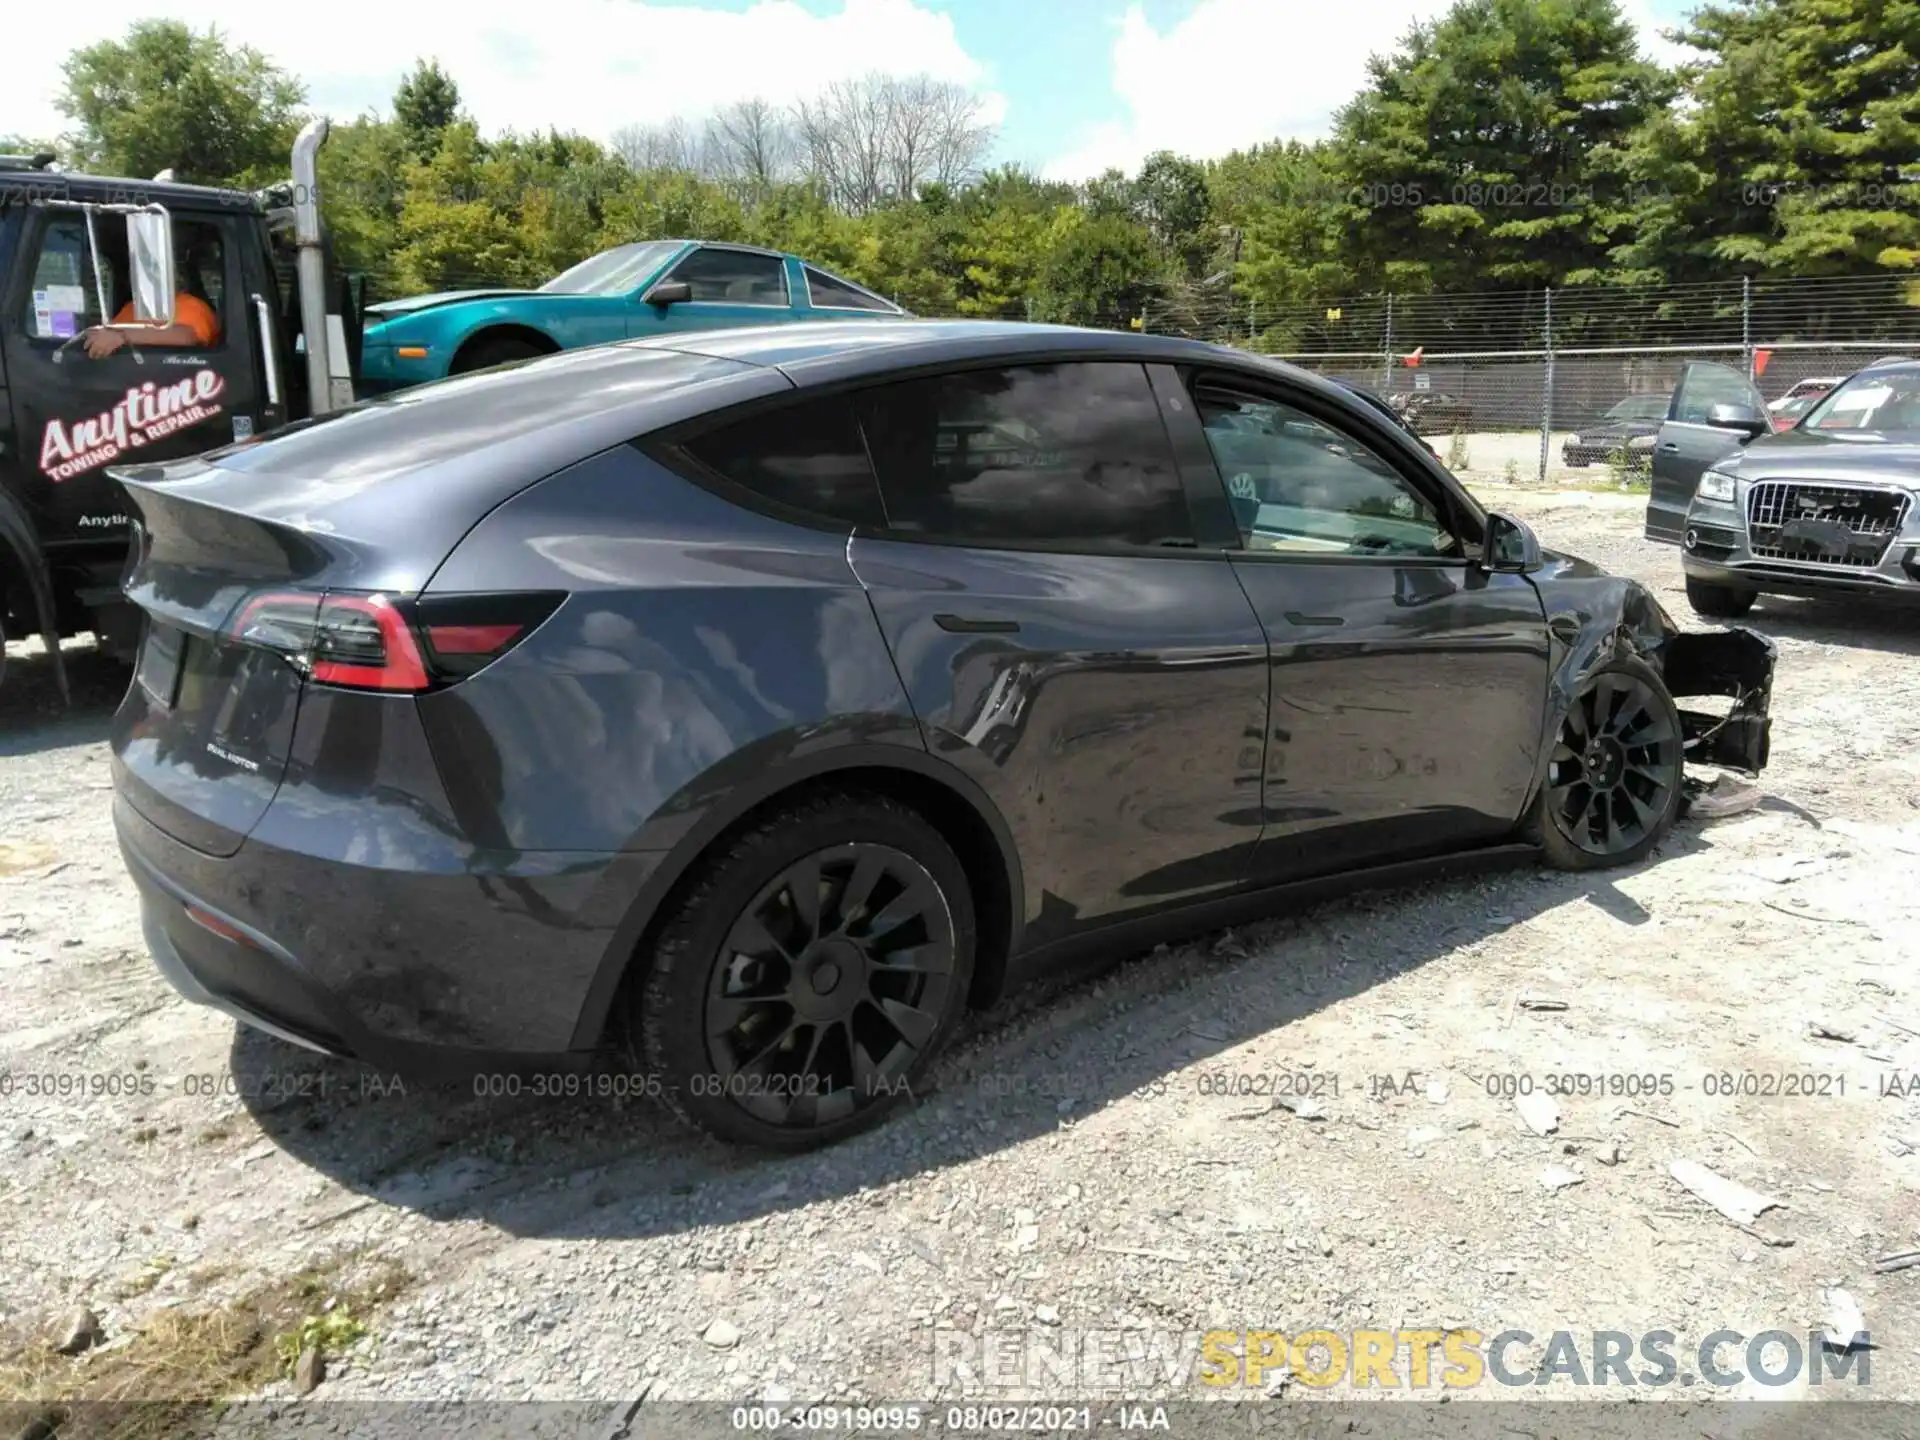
1660,626,1775,775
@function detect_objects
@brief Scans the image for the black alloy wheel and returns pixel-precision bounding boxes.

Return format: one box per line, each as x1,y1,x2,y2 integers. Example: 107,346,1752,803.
638,792,975,1149
704,842,957,1128
1538,660,1683,869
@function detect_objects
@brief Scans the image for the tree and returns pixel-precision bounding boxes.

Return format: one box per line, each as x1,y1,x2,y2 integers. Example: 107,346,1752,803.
393,59,462,160
1034,211,1163,325
793,73,996,214
1611,0,1920,280
706,98,794,193
1327,0,1674,290
612,116,715,175
56,20,307,185
1132,151,1213,276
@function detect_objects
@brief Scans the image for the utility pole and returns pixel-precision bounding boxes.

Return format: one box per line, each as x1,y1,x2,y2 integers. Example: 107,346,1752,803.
1537,288,1554,485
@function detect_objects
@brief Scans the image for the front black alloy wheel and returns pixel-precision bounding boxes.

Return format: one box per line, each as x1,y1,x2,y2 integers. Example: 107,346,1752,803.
638,793,975,1149
1535,658,1684,871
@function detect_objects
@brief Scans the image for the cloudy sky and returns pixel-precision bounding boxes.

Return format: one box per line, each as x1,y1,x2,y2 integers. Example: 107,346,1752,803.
9,0,1698,180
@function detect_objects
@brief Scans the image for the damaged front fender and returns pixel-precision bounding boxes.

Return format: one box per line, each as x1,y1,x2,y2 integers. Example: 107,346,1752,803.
1529,560,1775,803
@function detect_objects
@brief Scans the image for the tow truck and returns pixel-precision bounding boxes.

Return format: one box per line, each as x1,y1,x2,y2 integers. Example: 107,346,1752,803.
0,121,359,697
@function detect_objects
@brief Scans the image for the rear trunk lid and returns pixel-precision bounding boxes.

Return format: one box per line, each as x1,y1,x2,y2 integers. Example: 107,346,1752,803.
109,463,420,857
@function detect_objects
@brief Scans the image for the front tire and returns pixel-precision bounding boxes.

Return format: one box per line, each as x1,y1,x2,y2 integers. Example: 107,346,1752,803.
637,792,976,1150
1532,656,1684,871
1685,575,1757,619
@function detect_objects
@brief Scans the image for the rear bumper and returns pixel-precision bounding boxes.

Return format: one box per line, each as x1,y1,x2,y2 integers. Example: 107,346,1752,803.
114,792,650,1078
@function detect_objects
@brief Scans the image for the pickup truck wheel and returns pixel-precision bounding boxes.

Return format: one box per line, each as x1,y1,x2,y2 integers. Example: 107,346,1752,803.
1684,576,1757,619
450,336,545,375
1532,656,1684,871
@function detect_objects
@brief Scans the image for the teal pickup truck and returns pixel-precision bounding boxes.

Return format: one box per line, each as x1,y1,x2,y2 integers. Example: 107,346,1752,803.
357,239,908,391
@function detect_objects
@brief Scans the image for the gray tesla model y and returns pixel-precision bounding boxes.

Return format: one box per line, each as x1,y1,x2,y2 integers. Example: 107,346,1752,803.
109,320,1776,1148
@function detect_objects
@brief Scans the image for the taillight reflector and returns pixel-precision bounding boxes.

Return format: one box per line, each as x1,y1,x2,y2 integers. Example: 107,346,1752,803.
220,589,560,691
425,623,523,655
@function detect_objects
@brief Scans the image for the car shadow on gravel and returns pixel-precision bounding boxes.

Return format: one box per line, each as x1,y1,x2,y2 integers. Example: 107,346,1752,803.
0,642,124,754
232,823,1745,1243
1742,594,1920,657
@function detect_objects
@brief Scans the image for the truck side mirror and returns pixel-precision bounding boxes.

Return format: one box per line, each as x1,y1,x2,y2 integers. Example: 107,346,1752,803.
125,209,176,327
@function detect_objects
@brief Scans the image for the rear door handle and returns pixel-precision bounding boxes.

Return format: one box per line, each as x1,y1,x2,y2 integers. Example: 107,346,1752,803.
1657,442,1681,452
1284,611,1344,627
934,614,1020,634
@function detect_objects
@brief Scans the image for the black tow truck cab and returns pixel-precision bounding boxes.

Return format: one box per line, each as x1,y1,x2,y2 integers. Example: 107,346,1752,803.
0,127,358,696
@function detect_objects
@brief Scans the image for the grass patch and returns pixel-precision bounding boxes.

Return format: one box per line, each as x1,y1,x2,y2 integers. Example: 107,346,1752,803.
0,1252,409,1439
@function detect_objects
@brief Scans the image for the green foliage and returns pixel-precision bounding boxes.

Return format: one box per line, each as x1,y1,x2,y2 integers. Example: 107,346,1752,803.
393,59,462,160
44,0,1920,329
56,20,306,185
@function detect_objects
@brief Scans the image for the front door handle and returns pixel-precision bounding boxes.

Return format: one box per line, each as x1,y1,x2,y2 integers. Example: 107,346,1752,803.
1657,442,1681,452
934,614,1020,634
1284,611,1344,627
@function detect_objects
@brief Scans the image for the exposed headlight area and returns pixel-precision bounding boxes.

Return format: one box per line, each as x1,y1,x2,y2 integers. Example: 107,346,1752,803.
1696,469,1738,504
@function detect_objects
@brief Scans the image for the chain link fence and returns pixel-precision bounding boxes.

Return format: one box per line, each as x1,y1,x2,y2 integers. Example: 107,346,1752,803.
1141,275,1920,486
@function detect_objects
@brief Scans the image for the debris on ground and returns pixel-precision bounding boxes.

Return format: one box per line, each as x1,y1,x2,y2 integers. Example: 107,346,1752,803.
1669,1159,1783,1226
1822,1288,1868,1352
1874,1250,1920,1275
701,1318,741,1350
1517,996,1569,1012
51,1304,103,1356
1539,1164,1584,1191
1686,773,1764,819
1514,1091,1560,1136
1805,1019,1858,1043
295,1346,326,1395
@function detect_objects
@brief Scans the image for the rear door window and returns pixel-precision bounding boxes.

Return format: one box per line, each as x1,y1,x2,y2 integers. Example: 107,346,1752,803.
674,395,885,527
805,266,895,313
855,361,1193,550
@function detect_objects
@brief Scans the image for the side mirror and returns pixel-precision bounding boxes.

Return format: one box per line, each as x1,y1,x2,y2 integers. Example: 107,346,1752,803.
643,280,692,308
125,208,176,326
1482,511,1542,574
1705,401,1769,441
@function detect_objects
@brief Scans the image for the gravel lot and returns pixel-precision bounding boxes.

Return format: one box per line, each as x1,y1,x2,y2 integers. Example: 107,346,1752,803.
4,484,1919,1425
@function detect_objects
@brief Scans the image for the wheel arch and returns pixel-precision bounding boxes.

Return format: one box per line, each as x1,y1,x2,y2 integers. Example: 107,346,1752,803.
1518,574,1677,824
449,323,563,373
567,744,1026,1051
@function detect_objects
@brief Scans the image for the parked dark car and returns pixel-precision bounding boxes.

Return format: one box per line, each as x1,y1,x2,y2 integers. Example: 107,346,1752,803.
110,321,1775,1149
1562,394,1670,467
1387,389,1474,434
1648,357,1920,617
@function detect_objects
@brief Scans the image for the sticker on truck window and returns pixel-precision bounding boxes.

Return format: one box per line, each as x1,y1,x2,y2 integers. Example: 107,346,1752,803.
39,369,228,483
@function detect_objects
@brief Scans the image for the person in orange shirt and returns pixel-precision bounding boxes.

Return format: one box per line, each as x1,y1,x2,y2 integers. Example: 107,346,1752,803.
82,291,221,358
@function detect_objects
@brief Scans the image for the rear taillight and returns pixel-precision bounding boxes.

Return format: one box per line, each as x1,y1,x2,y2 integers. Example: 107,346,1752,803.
221,589,560,692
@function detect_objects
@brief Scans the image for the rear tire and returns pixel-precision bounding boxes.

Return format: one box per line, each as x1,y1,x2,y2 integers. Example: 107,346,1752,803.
636,791,976,1150
1685,576,1757,619
1531,655,1684,872
450,336,545,375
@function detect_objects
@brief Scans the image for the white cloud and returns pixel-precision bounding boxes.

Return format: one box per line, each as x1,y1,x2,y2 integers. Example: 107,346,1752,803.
8,0,1001,146
1044,0,1704,182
